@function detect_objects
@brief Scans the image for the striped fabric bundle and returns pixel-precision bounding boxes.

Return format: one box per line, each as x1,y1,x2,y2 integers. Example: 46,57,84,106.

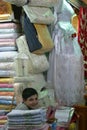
0,110,9,128
7,108,47,129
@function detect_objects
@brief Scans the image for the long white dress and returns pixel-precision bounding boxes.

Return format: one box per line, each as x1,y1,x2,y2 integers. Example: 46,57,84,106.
47,0,85,106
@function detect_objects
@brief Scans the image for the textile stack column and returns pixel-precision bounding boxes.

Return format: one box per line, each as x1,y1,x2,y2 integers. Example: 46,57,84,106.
0,1,22,128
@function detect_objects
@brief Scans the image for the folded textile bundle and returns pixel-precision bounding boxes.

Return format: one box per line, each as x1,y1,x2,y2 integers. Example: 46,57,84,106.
0,41,16,47
0,28,21,33
0,33,21,39
0,38,16,42
0,78,14,83
16,35,49,74
0,46,17,52
0,0,13,20
0,92,14,96
0,22,21,29
0,99,16,105
0,51,18,62
0,110,9,128
28,0,58,7
0,62,14,70
0,70,16,77
0,84,13,88
0,88,14,92
0,110,9,116
0,95,13,99
3,0,29,7
7,108,47,129
0,104,15,110
23,5,55,25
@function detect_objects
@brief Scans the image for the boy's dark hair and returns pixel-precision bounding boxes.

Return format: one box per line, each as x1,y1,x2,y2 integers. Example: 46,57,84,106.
22,88,38,100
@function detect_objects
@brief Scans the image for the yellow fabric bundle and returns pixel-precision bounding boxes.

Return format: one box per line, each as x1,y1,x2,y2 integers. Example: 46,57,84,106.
0,0,12,20
0,104,16,110
33,24,54,54
0,120,7,125
0,78,14,83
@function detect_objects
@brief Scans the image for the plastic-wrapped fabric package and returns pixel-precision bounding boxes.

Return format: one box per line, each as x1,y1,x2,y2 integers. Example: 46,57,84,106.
33,24,54,54
16,35,49,74
0,0,12,20
47,0,85,106
3,0,28,6
23,6,55,24
28,0,59,7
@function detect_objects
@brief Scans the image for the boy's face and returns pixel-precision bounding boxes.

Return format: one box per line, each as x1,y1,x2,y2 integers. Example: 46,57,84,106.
23,94,39,109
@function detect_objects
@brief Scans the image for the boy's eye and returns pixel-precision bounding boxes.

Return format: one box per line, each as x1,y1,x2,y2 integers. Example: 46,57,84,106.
29,98,33,101
29,98,38,101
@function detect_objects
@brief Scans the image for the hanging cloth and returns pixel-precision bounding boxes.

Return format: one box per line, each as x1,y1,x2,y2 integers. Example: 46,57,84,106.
78,7,87,79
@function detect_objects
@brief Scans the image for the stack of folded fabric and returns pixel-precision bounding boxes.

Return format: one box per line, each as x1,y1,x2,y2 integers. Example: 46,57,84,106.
0,83,16,111
0,1,22,78
7,108,47,130
22,0,57,54
0,110,9,128
0,1,23,128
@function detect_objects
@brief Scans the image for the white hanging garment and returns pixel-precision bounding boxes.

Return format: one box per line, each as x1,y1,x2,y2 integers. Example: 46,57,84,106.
47,0,85,106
